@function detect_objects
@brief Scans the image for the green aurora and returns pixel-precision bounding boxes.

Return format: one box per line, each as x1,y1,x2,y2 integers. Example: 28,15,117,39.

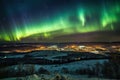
0,0,120,42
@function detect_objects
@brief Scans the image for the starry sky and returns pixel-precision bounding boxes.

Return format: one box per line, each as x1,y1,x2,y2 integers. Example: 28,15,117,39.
0,0,120,43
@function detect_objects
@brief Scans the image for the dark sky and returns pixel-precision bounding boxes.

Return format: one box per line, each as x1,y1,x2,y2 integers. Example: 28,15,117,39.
0,0,120,42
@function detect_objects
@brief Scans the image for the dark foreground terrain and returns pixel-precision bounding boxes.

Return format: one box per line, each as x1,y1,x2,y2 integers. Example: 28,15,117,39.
0,42,120,80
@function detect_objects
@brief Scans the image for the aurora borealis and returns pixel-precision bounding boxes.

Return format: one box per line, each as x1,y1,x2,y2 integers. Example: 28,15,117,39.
0,0,120,42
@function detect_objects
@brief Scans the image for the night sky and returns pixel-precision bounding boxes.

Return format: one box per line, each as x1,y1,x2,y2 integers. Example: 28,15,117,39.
0,0,120,42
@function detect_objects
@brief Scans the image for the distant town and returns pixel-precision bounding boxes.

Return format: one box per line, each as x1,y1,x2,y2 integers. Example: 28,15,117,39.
0,43,120,54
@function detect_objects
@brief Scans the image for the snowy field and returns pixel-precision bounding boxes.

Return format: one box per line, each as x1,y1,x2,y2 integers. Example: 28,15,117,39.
0,59,111,80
